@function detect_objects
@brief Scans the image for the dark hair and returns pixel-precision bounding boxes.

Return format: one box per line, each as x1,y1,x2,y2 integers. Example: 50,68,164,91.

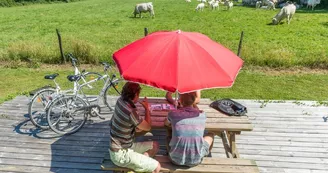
180,92,196,106
121,82,141,108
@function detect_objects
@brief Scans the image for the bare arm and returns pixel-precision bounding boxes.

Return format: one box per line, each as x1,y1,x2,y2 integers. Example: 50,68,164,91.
165,92,175,105
137,97,152,131
194,90,201,104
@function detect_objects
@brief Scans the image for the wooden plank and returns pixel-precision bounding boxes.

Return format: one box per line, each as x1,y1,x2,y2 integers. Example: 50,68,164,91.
250,128,328,134
104,154,257,166
102,157,259,173
0,146,104,158
241,131,328,138
0,152,102,163
151,122,253,131
256,161,328,170
0,165,107,173
235,149,328,158
163,163,259,173
0,158,100,170
237,136,328,143
237,144,328,153
240,154,328,164
236,140,328,148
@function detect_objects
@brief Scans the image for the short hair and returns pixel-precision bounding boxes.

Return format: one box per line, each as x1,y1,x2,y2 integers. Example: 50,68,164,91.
180,92,196,106
121,82,141,101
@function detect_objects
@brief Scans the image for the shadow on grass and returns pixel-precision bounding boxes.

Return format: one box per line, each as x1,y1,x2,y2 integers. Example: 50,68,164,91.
321,22,328,27
266,22,286,25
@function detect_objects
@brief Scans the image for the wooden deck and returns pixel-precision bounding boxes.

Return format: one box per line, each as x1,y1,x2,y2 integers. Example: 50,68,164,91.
0,96,328,173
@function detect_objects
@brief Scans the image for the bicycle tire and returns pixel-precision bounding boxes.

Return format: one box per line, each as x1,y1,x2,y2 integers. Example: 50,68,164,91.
28,88,56,129
104,79,124,111
47,95,88,135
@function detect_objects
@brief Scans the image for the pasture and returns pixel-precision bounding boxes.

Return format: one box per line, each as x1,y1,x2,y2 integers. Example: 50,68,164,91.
0,0,327,68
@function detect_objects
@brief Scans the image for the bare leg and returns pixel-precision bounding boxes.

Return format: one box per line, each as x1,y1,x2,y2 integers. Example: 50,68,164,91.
152,162,161,173
165,125,172,154
204,132,215,151
144,141,159,157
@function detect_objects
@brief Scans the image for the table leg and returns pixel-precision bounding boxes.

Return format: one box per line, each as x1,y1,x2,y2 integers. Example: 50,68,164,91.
220,131,232,158
228,132,240,158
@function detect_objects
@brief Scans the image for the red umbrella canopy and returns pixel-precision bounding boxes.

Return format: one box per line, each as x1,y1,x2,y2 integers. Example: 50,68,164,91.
113,30,243,93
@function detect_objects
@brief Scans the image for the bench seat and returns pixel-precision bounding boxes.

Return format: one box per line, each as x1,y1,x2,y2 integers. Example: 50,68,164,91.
101,154,259,173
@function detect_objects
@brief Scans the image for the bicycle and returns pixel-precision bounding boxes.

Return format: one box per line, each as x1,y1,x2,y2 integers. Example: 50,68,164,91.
28,54,104,129
46,62,123,135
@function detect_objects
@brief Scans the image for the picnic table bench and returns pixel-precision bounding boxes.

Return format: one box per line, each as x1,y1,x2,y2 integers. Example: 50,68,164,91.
102,98,258,173
102,154,259,173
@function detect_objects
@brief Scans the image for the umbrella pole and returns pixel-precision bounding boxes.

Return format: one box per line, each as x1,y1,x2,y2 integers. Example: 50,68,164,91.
175,91,178,109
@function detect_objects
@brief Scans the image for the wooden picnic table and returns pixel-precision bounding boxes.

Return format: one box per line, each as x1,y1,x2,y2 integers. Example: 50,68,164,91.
136,98,254,158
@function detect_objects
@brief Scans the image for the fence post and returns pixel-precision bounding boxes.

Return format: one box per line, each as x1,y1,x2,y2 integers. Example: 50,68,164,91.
237,31,244,57
56,29,65,63
144,28,148,36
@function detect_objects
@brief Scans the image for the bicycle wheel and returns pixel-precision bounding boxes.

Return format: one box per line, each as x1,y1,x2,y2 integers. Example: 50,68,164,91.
104,79,124,111
79,72,105,103
28,88,56,129
47,95,88,135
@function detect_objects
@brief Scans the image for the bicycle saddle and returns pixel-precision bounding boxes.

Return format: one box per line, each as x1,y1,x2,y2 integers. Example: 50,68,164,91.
67,75,80,82
44,73,59,80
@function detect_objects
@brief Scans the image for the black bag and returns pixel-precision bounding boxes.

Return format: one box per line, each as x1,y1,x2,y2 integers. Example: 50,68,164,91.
209,99,247,116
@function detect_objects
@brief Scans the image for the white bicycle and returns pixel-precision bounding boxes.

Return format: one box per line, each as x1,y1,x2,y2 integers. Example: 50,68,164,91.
46,62,122,135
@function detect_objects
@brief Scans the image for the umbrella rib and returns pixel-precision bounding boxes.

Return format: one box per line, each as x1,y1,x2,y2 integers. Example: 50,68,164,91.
182,35,234,81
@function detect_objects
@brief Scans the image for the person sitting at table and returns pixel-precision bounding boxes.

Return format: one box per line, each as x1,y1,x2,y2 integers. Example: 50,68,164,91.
164,91,214,167
165,90,201,108
109,82,161,173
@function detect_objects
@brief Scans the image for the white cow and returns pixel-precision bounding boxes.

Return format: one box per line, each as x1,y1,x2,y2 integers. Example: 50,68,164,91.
307,0,320,10
196,3,205,11
134,2,155,18
272,3,296,25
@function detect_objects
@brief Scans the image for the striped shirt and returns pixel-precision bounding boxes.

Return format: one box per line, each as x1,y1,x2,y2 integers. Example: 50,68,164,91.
168,107,206,166
109,97,141,151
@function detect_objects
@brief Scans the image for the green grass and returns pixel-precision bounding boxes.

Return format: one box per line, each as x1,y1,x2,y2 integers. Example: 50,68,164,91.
0,0,328,67
1,66,328,104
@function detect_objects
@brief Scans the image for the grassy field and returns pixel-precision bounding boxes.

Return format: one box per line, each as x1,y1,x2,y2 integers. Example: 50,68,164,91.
0,0,328,67
1,65,328,104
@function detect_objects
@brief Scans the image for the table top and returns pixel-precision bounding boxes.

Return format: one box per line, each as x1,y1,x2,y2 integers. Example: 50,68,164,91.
136,98,253,132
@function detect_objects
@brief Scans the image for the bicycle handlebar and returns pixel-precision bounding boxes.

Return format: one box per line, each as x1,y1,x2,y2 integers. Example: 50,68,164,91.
101,62,111,72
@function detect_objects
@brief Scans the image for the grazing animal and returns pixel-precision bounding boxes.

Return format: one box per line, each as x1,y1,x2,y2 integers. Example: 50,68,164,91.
272,3,296,25
134,2,155,18
270,0,277,5
208,0,215,6
211,1,219,10
185,0,191,2
256,1,262,8
224,0,233,10
267,1,275,10
307,0,320,10
196,3,205,11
